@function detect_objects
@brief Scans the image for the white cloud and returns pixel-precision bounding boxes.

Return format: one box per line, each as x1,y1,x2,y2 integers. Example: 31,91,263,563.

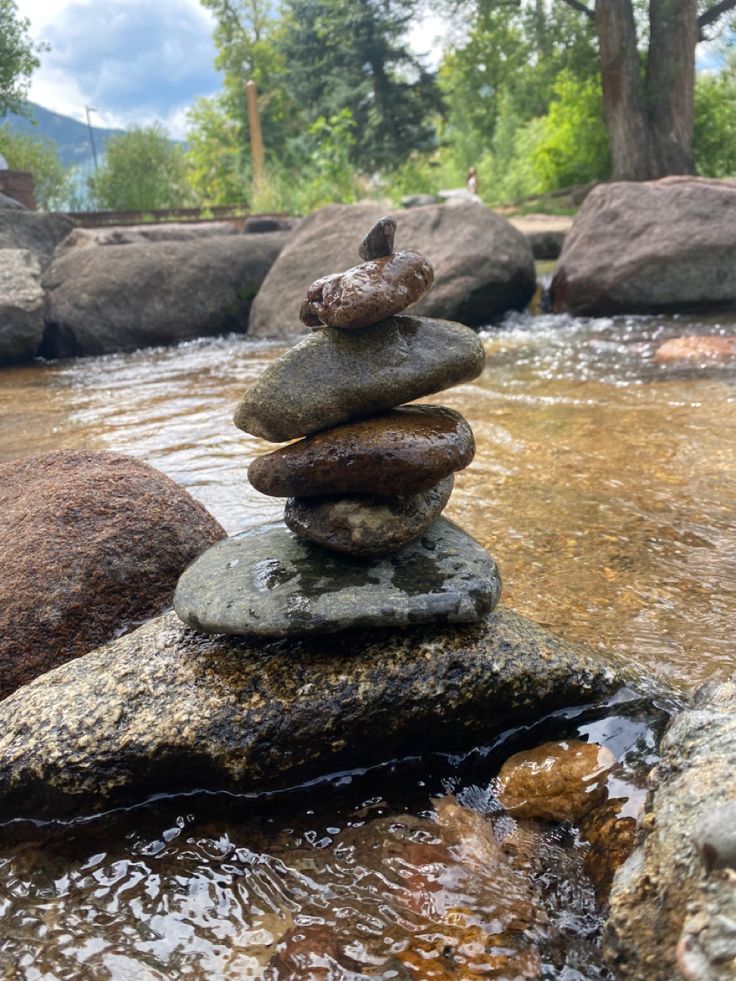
14,0,220,136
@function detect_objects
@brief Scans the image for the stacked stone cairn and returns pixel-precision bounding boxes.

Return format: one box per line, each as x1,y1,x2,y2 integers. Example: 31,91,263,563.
174,217,502,637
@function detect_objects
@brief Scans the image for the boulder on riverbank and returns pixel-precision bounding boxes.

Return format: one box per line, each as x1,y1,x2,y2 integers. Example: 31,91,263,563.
0,249,44,362
40,231,288,357
0,450,225,701
551,178,736,316
248,202,536,338
605,680,736,980
0,209,75,270
0,606,625,818
53,221,240,258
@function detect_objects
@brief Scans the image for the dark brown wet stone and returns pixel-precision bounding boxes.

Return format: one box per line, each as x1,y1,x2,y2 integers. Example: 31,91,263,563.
233,315,486,442
284,476,454,556
358,215,396,260
299,250,434,329
248,405,474,498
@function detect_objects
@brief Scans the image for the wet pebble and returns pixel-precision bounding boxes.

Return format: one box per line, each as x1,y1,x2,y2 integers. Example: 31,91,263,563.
248,406,474,498
358,215,396,260
284,477,454,556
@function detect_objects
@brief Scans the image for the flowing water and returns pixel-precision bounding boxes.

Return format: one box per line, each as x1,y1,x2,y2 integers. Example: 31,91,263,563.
0,311,735,977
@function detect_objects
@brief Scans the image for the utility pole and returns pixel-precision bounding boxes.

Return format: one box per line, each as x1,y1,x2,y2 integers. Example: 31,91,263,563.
245,80,264,184
85,105,99,175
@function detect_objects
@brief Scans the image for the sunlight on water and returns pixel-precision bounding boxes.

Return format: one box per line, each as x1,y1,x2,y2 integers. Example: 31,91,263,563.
1,313,734,689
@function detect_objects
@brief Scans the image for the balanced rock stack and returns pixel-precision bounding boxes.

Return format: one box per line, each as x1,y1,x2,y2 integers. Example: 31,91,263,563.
174,217,502,637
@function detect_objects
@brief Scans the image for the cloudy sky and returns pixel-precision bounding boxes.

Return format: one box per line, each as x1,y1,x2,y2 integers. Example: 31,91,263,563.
16,0,223,137
15,0,445,138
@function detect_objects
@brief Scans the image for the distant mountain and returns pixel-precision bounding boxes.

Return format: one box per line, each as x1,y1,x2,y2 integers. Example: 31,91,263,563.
3,102,125,167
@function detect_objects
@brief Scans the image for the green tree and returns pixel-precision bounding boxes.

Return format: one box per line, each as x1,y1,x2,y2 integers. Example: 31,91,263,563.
89,124,193,211
694,69,736,177
0,0,42,117
0,124,70,208
186,94,251,205
279,0,442,170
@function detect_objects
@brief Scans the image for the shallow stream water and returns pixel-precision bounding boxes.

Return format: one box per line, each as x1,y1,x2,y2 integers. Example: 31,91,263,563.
0,312,735,976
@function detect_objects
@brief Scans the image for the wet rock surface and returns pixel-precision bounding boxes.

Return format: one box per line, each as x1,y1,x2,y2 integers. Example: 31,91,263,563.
284,476,453,556
233,314,486,441
248,405,474,498
299,250,434,329
174,517,500,636
0,605,625,818
248,201,536,338
654,334,736,364
605,679,736,980
0,450,225,701
552,177,736,316
497,739,616,823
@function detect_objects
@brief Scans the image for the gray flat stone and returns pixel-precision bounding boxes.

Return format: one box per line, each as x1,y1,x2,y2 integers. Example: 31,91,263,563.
233,314,486,442
174,517,501,637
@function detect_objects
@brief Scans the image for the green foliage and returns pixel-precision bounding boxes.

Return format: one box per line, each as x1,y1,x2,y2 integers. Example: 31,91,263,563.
694,71,736,177
89,124,193,211
0,0,42,117
0,124,70,209
186,95,251,206
252,109,364,213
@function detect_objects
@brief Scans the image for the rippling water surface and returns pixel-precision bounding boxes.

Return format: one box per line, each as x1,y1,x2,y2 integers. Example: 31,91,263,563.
1,312,734,688
0,312,734,977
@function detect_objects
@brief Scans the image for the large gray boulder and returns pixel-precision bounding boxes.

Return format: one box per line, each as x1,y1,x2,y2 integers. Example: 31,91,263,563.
41,231,288,358
248,202,536,338
0,607,625,819
53,220,240,259
551,178,736,316
0,209,75,269
605,680,736,979
0,248,44,362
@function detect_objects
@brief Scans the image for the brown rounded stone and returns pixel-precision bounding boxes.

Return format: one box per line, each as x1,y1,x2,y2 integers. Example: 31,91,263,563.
248,405,474,498
299,250,434,329
358,215,396,260
496,739,616,823
284,476,454,556
0,450,225,701
654,335,736,364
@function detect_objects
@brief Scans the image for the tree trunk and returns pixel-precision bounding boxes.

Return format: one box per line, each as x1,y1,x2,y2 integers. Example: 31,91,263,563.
646,0,697,175
595,0,656,180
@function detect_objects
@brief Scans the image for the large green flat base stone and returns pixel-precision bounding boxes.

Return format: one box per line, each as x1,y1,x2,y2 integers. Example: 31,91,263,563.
174,517,501,637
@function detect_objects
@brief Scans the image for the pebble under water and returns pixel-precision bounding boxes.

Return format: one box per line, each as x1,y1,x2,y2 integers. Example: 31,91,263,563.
0,692,668,979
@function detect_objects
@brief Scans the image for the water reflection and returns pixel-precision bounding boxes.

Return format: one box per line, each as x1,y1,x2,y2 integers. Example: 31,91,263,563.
1,314,734,688
0,694,665,979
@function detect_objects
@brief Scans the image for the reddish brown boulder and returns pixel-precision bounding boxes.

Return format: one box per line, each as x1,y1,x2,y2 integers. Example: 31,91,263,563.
0,450,225,700
654,335,736,364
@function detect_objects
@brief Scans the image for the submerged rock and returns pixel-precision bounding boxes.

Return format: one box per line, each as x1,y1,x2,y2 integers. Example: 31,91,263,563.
174,517,500,636
605,679,736,980
0,606,625,818
0,450,225,701
299,251,434,329
248,406,474,498
233,315,486,442
284,477,453,556
654,334,736,364
497,739,615,823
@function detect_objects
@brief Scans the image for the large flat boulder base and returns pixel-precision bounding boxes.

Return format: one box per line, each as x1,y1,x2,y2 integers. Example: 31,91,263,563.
248,202,536,338
40,231,289,358
0,450,225,700
0,607,624,819
0,248,44,362
551,177,736,316
605,680,736,980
